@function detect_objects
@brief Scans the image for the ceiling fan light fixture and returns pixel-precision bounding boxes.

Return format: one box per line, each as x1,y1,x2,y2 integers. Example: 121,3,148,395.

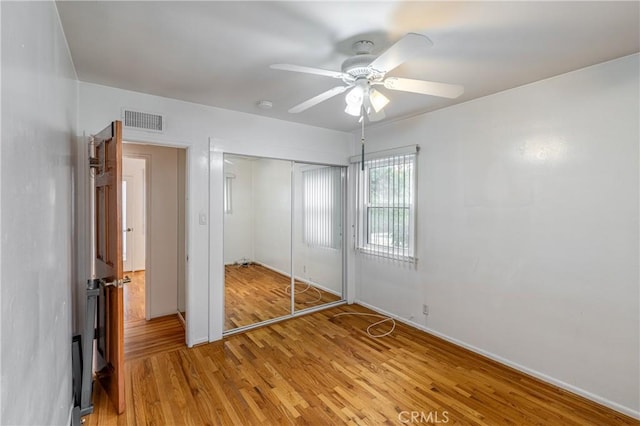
369,88,389,113
345,102,362,117
271,32,462,120
345,85,364,106
345,85,365,116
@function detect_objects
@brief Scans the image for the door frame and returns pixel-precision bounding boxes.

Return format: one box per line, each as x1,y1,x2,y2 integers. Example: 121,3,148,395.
122,138,190,341
218,151,348,337
122,153,151,320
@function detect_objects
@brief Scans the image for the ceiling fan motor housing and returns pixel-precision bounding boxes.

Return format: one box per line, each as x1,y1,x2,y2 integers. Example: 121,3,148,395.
341,54,384,82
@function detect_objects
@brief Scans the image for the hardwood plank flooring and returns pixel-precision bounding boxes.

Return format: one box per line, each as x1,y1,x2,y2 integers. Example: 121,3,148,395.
125,315,185,360
124,270,146,322
123,269,186,360
225,263,341,330
84,304,638,425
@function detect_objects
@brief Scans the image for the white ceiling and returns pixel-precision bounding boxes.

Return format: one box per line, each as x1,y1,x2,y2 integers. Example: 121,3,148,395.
56,1,639,132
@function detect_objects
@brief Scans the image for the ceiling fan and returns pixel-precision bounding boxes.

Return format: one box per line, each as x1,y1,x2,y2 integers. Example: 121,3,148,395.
271,33,464,122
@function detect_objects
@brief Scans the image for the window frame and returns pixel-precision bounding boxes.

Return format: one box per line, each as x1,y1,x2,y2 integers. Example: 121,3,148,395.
356,152,417,262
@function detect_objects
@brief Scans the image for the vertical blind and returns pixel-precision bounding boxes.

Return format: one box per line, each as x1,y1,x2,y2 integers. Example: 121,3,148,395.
303,166,342,249
223,174,234,214
356,151,416,261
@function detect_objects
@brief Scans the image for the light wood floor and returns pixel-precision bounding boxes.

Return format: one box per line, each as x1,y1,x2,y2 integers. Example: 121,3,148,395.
225,263,342,330
124,270,146,322
84,304,638,425
125,315,185,360
123,269,186,360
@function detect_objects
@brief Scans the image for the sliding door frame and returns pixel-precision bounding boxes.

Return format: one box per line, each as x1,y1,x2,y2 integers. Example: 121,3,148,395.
221,152,347,337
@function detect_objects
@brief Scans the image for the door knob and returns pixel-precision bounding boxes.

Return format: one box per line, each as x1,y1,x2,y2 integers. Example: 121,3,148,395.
124,227,133,232
101,275,131,288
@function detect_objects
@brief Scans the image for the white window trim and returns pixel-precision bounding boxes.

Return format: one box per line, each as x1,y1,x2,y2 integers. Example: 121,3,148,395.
349,144,419,163
355,148,418,262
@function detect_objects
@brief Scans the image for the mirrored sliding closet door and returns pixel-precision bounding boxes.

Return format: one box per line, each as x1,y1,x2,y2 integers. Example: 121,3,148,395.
223,154,345,333
292,163,344,313
223,155,292,331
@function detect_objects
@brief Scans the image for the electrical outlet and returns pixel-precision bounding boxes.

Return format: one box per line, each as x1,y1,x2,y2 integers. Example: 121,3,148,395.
423,304,429,316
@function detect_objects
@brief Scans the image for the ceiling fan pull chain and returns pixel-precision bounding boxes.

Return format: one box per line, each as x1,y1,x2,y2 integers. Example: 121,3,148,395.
361,106,366,171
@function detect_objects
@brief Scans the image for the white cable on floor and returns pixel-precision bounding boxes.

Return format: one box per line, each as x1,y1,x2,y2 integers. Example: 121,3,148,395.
332,312,396,338
285,282,322,304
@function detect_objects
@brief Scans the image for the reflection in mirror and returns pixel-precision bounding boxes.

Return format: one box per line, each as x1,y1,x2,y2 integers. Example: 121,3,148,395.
224,155,292,330
293,163,344,312
177,149,187,322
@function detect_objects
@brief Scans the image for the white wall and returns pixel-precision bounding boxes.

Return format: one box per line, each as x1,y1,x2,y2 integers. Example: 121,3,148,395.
1,1,78,424
352,54,640,416
123,143,182,319
223,156,254,265
252,158,292,274
79,82,352,345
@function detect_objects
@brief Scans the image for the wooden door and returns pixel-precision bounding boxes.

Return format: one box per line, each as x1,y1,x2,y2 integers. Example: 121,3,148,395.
93,121,125,414
122,175,134,273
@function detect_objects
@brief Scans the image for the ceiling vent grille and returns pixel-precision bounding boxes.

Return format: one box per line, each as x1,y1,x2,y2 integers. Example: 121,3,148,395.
122,109,165,132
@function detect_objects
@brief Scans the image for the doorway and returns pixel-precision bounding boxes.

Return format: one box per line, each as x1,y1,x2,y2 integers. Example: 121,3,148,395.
122,158,146,322
122,142,187,356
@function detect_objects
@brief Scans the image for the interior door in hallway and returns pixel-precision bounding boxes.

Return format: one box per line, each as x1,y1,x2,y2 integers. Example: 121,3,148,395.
122,176,133,272
93,120,125,414
122,157,146,273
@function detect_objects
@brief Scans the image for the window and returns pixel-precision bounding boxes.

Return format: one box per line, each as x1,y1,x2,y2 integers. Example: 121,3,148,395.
303,166,342,249
224,173,234,214
357,149,417,261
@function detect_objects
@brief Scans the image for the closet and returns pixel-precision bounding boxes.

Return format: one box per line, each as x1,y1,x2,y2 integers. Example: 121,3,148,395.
222,154,345,332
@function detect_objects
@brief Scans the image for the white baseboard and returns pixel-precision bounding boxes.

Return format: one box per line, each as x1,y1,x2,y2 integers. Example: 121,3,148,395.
253,261,342,296
355,299,640,420
191,336,208,347
252,261,289,278
294,276,342,297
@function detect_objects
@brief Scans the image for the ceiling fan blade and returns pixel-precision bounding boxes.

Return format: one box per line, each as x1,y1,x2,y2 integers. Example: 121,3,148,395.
289,86,350,113
383,77,464,99
369,33,433,73
270,63,347,79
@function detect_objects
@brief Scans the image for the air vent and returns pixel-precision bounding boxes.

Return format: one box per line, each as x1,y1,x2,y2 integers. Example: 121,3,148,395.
122,109,165,132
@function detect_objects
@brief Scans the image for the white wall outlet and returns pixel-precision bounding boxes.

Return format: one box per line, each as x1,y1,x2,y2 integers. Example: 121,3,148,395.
423,304,429,316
